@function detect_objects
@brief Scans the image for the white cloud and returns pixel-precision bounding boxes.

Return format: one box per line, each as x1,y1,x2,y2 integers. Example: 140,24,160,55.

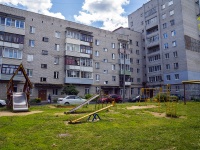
0,0,65,19
74,0,130,31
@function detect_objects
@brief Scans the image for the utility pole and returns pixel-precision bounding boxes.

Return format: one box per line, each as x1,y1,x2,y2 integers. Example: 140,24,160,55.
123,46,126,102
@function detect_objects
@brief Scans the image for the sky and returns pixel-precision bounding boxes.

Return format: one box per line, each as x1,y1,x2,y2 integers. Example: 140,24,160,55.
0,0,149,31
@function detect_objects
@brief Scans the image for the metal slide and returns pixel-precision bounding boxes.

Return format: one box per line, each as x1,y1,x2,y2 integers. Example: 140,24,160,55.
68,103,114,124
13,92,29,111
66,94,99,113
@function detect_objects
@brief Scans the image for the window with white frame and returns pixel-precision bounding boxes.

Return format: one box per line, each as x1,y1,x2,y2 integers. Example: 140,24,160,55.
104,81,108,84
112,53,115,59
95,39,100,45
27,54,33,62
166,75,171,81
162,13,166,19
112,64,115,70
172,41,177,47
162,4,165,9
112,43,115,49
55,44,60,51
54,71,59,79
168,0,173,6
96,74,100,81
66,43,79,52
173,51,178,57
3,47,22,59
112,76,116,81
95,62,100,69
175,74,179,80
55,31,60,38
163,23,167,29
30,26,35,34
27,69,33,77
103,59,108,63
163,33,168,39
175,85,180,92
95,51,99,56
103,48,108,52
171,30,176,36
54,57,59,65
29,40,35,47
166,64,170,70
164,43,168,49
40,77,47,82
170,10,174,16
85,87,90,95
67,70,80,77
174,63,179,69
53,89,58,95
165,53,169,59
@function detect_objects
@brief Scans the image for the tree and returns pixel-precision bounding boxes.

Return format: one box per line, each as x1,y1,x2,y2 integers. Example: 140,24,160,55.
61,85,79,95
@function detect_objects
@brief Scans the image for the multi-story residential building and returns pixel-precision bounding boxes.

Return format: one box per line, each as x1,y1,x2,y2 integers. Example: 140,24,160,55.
128,0,200,94
0,4,143,100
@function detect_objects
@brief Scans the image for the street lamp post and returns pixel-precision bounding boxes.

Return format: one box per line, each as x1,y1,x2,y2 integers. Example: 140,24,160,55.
123,47,126,102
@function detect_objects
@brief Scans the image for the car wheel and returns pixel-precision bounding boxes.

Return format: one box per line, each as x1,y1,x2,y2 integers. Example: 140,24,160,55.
64,102,70,105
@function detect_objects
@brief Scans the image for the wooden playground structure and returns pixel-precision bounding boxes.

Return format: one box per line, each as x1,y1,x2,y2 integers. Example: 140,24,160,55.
6,64,32,110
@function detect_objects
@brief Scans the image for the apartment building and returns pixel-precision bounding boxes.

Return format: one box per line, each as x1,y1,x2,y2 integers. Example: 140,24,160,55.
128,0,200,94
0,4,143,100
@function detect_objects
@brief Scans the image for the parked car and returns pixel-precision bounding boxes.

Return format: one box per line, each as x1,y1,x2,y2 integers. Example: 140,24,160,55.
171,94,184,100
0,99,6,107
57,95,87,105
98,94,122,103
129,95,146,102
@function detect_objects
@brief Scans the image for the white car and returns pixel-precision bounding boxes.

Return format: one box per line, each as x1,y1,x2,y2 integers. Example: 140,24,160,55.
57,95,87,105
0,99,6,107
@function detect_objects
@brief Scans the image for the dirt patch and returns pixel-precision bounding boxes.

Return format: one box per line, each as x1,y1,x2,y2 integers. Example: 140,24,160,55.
147,111,166,118
0,111,43,117
127,105,157,110
54,112,65,116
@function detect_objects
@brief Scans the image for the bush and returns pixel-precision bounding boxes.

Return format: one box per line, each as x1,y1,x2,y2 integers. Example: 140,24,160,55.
35,98,41,103
84,94,92,99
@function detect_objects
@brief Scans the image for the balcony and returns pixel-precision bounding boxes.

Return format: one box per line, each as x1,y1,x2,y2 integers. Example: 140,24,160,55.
65,65,93,72
0,74,23,81
0,25,25,35
0,41,24,50
119,70,131,76
65,77,93,84
118,59,130,65
65,38,90,46
65,50,91,58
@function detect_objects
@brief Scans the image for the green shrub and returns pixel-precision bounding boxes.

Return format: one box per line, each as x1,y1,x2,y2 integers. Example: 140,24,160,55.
153,93,169,102
35,98,41,103
84,94,92,99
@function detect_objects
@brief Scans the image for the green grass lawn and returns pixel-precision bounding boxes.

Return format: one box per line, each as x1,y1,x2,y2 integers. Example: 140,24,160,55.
0,102,200,150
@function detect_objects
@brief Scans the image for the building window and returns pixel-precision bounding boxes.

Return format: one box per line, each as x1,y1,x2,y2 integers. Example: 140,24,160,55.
42,50,48,55
112,64,115,70
103,59,108,63
67,70,80,77
175,86,180,92
55,44,60,51
27,55,33,62
137,68,140,73
96,74,100,81
66,43,80,52
173,51,178,57
111,76,116,81
172,41,177,47
170,19,175,26
103,48,108,52
136,50,139,55
170,10,174,16
3,47,22,59
29,40,35,47
54,57,59,65
136,41,139,46
174,63,179,69
95,51,99,57
112,43,115,49
95,39,100,46
55,31,60,38
1,64,22,75
16,20,25,29
129,40,132,45
136,59,140,64
175,74,179,80
166,64,170,70
163,33,168,39
104,81,108,84
103,70,108,74
162,4,165,9
30,26,35,34
165,53,169,59
53,89,58,95
41,64,47,69
137,78,141,83
95,62,100,69
163,23,167,29
162,13,166,19
112,53,115,59
171,30,176,36
164,43,168,49
54,71,59,79
27,69,33,77
168,0,173,6
166,75,171,81
80,45,92,54
85,87,90,95
40,77,47,82
42,37,49,42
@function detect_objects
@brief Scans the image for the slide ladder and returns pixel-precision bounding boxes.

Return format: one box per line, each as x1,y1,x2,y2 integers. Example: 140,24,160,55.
66,94,99,114
68,102,114,124
13,92,29,111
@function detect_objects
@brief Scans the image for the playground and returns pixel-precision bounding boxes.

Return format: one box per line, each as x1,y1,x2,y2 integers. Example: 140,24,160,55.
0,101,200,150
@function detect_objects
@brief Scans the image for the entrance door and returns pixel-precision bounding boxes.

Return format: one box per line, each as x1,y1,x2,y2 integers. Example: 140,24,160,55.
38,90,47,100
